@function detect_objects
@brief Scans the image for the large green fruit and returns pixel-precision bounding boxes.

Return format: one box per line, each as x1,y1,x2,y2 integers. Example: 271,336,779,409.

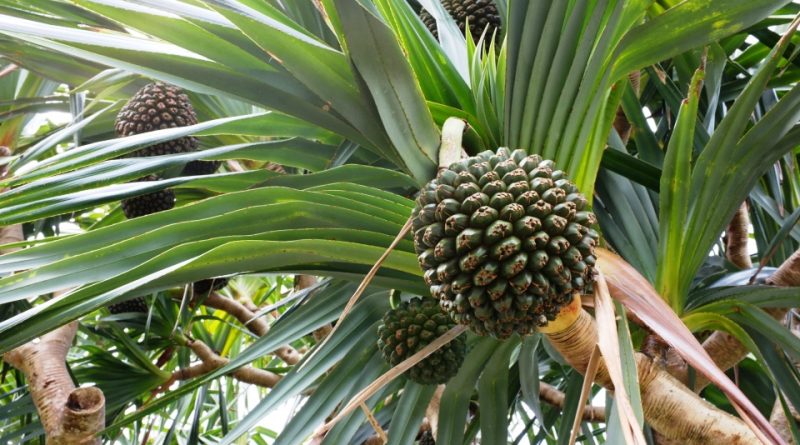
419,0,501,42
377,297,466,385
412,148,598,339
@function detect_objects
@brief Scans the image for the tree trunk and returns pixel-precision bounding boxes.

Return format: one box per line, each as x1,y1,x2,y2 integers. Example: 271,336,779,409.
542,297,759,444
3,322,105,444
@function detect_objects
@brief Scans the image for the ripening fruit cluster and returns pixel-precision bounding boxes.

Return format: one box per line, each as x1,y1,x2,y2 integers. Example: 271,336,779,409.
412,148,598,339
377,297,466,385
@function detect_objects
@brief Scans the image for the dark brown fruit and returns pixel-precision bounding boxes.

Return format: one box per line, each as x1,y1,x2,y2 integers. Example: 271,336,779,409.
108,297,148,314
377,297,466,385
193,277,229,295
182,160,221,176
115,82,198,157
419,0,501,43
120,175,174,219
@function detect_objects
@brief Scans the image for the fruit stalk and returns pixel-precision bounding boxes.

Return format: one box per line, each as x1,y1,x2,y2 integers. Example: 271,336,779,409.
438,117,467,168
543,298,759,444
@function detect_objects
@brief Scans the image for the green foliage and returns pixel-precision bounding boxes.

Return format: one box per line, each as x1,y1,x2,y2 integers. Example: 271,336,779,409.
0,0,798,443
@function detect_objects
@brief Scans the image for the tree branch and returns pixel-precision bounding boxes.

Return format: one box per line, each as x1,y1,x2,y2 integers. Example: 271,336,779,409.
3,322,105,445
546,305,759,444
539,382,606,423
770,391,800,444
172,338,280,388
770,322,800,443
726,202,753,269
202,293,301,365
295,275,332,343
0,221,22,246
1,178,106,445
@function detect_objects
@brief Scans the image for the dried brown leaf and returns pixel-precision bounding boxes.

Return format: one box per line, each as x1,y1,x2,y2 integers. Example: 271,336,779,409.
595,271,646,444
597,248,781,444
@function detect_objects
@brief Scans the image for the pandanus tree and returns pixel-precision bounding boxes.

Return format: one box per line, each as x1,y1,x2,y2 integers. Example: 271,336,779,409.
0,0,799,443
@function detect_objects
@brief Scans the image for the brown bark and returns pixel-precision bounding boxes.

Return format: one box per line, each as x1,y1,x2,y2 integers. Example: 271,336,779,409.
770,324,800,443
425,385,444,438
294,274,317,291
3,322,105,444
538,381,606,422
666,248,800,390
2,184,105,445
364,436,385,445
726,202,753,269
173,339,280,388
0,222,22,247
769,250,800,287
771,395,800,445
545,306,759,444
203,293,301,365
295,275,332,343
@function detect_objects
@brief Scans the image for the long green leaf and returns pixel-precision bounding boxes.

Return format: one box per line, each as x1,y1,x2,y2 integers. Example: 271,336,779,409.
437,336,499,444
657,66,704,310
335,0,439,184
612,0,791,79
386,381,436,445
477,338,517,445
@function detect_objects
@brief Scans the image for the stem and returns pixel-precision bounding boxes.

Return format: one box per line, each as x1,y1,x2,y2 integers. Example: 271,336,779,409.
425,385,444,438
3,322,105,444
771,395,800,444
726,202,753,269
439,117,466,169
175,339,280,388
770,324,800,443
543,306,759,444
538,382,606,422
202,293,301,365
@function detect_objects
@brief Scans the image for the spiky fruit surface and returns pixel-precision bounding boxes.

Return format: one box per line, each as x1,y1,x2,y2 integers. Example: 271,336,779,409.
377,297,465,385
121,175,175,219
182,160,221,176
412,148,598,339
108,297,148,314
115,82,198,157
193,277,229,295
419,0,501,43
